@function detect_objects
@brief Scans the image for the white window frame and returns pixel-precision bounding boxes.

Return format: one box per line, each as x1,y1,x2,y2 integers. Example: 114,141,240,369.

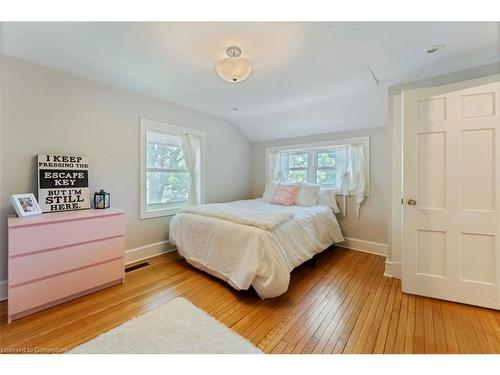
265,136,370,196
140,118,206,219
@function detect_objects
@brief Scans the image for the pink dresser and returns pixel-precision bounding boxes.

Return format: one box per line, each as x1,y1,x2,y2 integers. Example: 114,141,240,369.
8,208,125,323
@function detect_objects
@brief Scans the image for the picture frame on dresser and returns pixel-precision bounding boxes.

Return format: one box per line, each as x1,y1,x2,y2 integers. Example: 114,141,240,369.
10,193,42,217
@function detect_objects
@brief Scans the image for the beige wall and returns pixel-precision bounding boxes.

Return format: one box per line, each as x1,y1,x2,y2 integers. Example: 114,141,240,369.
251,127,388,244
0,55,252,281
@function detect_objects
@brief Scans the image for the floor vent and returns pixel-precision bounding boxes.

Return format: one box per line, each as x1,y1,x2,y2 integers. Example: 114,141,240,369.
125,262,150,273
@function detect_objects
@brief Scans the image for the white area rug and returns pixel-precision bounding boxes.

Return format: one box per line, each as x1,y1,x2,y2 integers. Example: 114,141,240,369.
69,297,262,354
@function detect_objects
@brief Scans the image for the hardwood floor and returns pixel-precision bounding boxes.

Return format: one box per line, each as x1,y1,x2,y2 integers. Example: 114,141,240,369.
1,247,499,354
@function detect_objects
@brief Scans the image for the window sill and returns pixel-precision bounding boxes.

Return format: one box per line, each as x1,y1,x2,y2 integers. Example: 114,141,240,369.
140,206,186,219
335,192,370,198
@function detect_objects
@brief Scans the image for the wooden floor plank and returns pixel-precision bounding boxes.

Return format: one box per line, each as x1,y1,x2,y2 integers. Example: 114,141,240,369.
383,279,403,354
336,262,386,354
465,306,494,354
451,303,482,354
474,307,500,339
431,299,447,354
360,275,394,353
373,278,399,353
343,272,389,353
326,258,385,354
486,335,500,352
404,294,416,354
282,252,367,349
1,247,499,354
440,300,460,354
392,292,408,354
414,296,425,354
256,250,360,352
423,297,436,353
267,250,359,345
306,255,382,354
289,253,377,352
271,340,292,354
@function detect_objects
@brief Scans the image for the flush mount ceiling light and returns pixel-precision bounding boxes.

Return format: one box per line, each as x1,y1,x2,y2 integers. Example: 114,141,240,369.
216,46,252,83
427,44,445,54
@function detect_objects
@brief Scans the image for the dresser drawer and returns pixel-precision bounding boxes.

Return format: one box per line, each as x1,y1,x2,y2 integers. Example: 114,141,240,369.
8,258,124,316
9,214,124,256
9,236,125,286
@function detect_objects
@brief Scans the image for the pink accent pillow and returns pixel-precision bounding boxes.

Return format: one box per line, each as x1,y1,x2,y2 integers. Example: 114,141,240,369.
271,184,300,206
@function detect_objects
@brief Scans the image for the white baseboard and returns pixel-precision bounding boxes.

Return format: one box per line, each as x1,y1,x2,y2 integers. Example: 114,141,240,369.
125,240,175,265
338,237,388,257
384,260,401,279
0,279,7,302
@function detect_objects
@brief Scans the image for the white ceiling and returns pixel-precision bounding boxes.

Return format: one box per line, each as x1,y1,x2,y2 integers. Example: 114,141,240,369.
1,22,499,141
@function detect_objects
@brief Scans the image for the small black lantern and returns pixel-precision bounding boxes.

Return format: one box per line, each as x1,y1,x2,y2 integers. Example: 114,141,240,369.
94,189,110,209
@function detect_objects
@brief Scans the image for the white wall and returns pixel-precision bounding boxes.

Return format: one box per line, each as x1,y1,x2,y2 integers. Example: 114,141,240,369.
0,55,252,282
251,127,388,245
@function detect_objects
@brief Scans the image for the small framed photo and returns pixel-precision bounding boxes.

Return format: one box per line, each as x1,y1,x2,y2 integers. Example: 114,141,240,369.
10,193,42,217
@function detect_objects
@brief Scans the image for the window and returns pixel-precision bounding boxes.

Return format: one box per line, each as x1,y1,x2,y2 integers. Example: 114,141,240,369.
280,149,341,187
266,136,370,195
316,150,337,186
146,131,189,208
140,119,205,219
286,152,309,183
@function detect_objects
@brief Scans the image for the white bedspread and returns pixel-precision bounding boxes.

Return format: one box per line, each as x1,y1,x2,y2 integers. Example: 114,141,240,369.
169,199,344,299
181,200,293,230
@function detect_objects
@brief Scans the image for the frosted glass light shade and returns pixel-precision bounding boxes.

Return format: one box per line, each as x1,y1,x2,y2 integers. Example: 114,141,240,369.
215,57,252,83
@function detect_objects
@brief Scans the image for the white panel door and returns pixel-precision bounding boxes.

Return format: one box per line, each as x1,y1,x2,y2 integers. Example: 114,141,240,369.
402,76,500,310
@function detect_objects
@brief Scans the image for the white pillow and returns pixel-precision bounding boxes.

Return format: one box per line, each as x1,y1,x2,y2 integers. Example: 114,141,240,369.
295,183,320,206
262,182,278,201
318,188,340,213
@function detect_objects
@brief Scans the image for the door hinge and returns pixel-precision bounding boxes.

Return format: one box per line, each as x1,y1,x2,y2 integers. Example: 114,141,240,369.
401,198,404,205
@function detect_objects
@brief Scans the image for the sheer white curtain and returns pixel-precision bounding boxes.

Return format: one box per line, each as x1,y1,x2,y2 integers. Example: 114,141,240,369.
336,144,367,218
179,133,201,206
267,151,285,183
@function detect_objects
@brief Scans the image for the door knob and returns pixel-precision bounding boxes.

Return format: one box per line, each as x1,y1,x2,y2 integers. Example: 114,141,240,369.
407,199,417,206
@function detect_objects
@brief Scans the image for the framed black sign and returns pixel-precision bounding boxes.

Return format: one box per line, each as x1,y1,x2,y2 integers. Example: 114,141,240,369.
37,154,90,213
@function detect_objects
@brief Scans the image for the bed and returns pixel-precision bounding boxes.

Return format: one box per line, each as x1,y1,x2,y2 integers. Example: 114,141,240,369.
169,198,344,299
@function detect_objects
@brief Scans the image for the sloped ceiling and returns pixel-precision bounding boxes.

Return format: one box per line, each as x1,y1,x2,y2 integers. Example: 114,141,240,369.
1,22,499,141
